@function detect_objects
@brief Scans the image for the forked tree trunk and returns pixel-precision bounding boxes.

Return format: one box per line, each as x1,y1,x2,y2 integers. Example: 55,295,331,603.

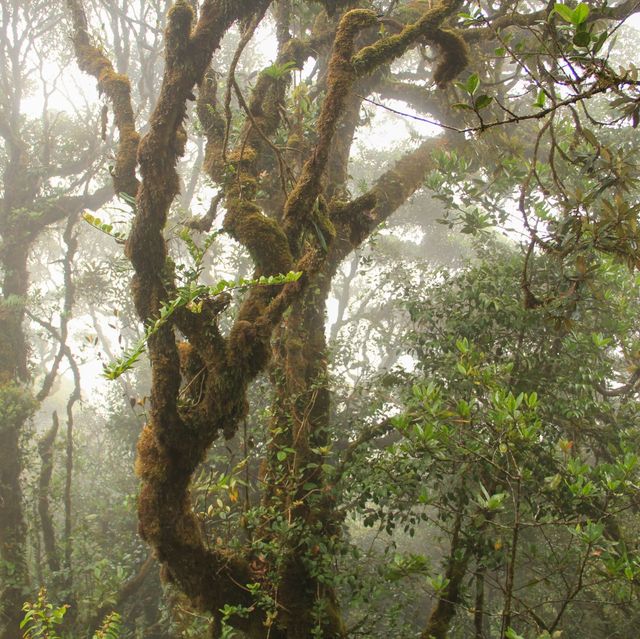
65,1,470,636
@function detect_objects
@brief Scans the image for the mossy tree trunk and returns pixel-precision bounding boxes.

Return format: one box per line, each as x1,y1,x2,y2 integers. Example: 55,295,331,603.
67,0,472,636
266,272,346,638
0,240,33,636
0,117,41,639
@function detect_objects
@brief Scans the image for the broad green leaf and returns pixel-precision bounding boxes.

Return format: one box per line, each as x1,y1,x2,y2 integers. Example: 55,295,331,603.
573,2,590,24
553,3,575,23
533,89,547,108
474,94,493,110
466,73,480,95
262,60,299,80
573,30,591,47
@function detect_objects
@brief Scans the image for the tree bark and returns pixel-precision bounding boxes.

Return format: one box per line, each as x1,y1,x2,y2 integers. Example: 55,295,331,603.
38,413,61,575
421,507,472,639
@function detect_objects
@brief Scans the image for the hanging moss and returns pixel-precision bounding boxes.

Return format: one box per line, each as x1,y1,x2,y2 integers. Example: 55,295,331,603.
431,28,470,85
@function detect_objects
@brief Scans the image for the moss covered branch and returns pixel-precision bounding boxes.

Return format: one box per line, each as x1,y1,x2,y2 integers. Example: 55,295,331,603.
352,0,468,85
283,9,378,249
65,0,140,198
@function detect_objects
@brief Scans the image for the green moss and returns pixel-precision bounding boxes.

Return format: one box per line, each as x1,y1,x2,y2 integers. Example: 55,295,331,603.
74,39,139,197
312,195,336,249
353,33,405,75
224,200,293,274
286,133,302,149
374,170,407,208
352,0,464,77
0,382,37,430
283,9,378,247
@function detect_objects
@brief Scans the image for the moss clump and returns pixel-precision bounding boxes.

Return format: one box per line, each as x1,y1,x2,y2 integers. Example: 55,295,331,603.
331,191,378,246
136,483,162,543
135,423,169,481
352,0,463,77
227,146,259,165
374,170,408,211
72,36,139,197
224,201,293,275
352,33,406,75
431,28,470,85
227,320,257,360
166,0,194,68
177,340,197,371
116,126,142,196
286,133,302,150
311,195,336,250
0,382,37,430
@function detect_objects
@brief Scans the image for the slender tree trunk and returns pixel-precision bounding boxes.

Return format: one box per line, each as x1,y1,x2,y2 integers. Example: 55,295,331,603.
38,412,61,574
421,505,472,639
500,477,521,638
474,565,486,639
64,395,77,575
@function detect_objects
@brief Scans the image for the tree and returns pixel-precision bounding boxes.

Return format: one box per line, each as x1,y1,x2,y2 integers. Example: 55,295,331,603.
62,0,640,637
345,245,640,638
